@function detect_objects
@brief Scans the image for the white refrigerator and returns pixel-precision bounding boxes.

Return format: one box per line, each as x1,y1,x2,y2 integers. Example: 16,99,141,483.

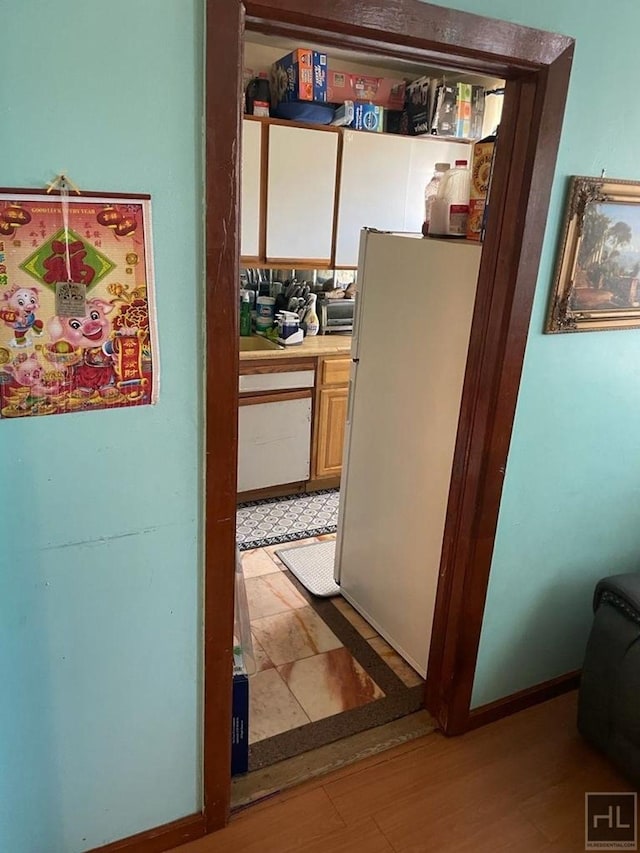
334,230,482,677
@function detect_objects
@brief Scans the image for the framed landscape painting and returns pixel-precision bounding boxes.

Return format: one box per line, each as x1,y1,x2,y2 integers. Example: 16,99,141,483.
546,176,640,333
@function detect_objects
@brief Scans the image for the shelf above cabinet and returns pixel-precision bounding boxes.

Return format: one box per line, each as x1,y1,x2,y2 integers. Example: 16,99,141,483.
242,114,479,145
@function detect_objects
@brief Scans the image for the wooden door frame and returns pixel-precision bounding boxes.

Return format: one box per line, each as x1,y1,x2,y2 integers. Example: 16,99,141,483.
203,0,574,839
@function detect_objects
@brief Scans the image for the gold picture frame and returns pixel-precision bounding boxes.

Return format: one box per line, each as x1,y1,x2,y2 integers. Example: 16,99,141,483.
546,175,640,333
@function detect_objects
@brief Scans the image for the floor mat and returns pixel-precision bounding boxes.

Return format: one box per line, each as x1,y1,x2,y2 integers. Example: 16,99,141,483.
276,540,340,597
248,567,425,771
237,489,339,551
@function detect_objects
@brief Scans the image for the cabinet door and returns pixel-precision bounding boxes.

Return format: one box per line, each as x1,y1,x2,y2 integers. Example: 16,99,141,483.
238,394,312,493
266,124,339,264
334,130,413,267
241,119,263,259
315,386,348,479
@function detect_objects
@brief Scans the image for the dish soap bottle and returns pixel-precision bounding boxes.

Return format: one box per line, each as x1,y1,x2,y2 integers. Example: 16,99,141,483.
422,162,450,236
240,291,252,336
303,293,319,336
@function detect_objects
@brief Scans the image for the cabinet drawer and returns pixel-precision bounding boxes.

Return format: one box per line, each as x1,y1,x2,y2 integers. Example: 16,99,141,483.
240,369,315,394
321,357,350,386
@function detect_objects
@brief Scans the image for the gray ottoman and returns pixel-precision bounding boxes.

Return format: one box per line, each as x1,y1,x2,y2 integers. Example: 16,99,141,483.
578,571,640,785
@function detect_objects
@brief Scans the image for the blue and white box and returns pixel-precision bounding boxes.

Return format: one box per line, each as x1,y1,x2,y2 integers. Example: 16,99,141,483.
271,48,327,104
332,100,384,132
353,102,384,132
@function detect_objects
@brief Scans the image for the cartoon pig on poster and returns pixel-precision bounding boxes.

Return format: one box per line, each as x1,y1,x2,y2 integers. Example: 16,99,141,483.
2,351,63,413
47,298,119,399
0,285,44,346
6,352,52,398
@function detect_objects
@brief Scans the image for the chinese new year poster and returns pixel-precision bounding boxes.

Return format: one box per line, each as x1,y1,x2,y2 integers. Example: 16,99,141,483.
0,191,158,419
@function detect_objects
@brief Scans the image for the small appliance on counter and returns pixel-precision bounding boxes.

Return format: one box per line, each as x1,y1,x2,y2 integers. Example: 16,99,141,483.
276,311,304,346
318,296,356,335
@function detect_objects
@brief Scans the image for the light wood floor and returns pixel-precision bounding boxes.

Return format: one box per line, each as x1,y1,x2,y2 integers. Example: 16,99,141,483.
179,692,635,853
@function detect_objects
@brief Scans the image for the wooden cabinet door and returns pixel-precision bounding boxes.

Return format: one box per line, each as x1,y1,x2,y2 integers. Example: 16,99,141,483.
335,132,473,265
334,130,412,267
238,393,312,492
315,386,348,479
241,118,263,260
266,124,339,264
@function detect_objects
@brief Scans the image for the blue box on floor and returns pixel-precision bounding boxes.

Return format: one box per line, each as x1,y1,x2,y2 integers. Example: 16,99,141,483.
232,648,249,775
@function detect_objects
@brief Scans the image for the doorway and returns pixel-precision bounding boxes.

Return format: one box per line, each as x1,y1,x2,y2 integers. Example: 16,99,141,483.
235,31,506,787
204,0,574,834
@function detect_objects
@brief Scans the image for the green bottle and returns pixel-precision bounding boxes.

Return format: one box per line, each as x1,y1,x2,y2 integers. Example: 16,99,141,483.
240,291,252,336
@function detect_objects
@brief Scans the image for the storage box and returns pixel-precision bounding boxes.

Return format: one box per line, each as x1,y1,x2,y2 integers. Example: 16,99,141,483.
470,85,485,139
400,76,434,136
270,49,327,104
432,83,458,136
231,648,249,775
353,102,384,132
333,100,384,132
467,137,496,241
326,69,405,110
455,82,472,138
331,100,355,127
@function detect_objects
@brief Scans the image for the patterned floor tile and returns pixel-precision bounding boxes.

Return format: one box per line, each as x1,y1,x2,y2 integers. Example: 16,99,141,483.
237,489,339,550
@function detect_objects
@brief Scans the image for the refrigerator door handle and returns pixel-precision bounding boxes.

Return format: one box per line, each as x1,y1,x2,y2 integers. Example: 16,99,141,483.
346,365,357,426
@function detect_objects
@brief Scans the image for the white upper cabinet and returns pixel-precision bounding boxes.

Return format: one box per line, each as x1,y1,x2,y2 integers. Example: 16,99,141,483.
335,131,472,266
241,119,262,259
266,124,339,264
240,116,473,267
335,131,413,268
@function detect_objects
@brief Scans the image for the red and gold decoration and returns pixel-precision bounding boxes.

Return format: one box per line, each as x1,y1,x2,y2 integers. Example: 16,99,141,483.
0,188,158,419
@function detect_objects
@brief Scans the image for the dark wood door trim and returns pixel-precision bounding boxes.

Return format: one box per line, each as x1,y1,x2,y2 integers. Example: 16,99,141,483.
203,0,575,839
203,0,244,834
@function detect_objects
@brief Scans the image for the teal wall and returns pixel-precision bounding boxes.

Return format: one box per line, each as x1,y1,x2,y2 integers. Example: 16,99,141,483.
427,0,640,706
0,2,204,851
3,0,638,848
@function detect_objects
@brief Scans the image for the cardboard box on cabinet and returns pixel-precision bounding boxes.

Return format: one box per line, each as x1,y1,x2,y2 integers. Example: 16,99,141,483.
327,69,405,109
270,48,328,104
332,100,385,132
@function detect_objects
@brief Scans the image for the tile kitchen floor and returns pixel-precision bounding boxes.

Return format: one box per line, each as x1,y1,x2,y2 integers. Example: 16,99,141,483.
241,535,424,746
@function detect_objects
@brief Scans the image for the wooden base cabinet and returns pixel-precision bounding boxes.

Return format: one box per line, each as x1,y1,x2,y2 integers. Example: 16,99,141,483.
312,356,350,481
314,385,348,479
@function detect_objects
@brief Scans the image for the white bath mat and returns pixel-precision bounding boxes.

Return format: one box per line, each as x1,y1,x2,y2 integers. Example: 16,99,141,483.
275,540,340,598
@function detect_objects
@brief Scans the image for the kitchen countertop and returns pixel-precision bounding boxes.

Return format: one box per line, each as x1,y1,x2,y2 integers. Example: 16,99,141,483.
239,334,352,361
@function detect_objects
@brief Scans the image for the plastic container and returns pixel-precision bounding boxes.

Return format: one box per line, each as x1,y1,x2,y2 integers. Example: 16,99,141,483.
234,548,256,675
256,295,276,332
302,293,320,336
240,291,252,336
422,162,450,237
429,159,470,238
245,75,270,117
